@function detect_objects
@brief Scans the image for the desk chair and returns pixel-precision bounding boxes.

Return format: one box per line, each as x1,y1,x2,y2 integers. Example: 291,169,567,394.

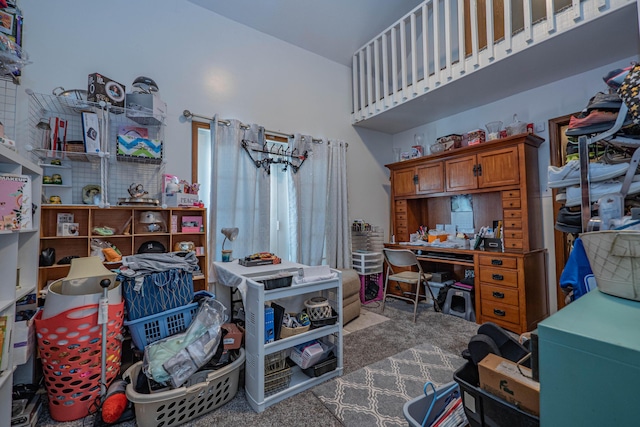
382,248,441,322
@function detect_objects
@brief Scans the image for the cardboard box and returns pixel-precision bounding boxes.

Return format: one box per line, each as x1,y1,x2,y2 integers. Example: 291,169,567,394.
163,192,199,207
265,306,274,343
126,92,167,125
58,222,79,236
0,173,31,230
221,323,244,350
88,72,126,108
81,112,101,153
478,353,540,416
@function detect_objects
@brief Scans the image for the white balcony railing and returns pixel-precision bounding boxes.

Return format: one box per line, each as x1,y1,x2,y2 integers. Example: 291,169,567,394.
351,0,637,131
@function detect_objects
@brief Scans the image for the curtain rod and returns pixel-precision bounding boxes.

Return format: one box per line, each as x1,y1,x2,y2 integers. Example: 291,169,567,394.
182,109,326,143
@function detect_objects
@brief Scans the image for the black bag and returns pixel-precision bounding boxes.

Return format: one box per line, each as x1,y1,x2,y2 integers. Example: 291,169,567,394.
436,284,452,310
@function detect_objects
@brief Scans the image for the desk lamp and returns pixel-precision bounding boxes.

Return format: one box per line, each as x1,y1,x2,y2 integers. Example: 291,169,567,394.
221,227,239,262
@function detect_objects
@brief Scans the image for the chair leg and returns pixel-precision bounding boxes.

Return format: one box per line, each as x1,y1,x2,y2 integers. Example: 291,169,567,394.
382,275,389,313
412,280,421,323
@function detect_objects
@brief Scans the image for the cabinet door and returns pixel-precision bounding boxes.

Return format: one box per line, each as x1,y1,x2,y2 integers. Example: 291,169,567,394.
392,167,417,196
445,155,478,192
477,147,520,188
416,162,444,194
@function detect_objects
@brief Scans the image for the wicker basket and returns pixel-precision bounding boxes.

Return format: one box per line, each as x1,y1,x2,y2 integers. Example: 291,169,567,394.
280,313,310,339
581,231,640,301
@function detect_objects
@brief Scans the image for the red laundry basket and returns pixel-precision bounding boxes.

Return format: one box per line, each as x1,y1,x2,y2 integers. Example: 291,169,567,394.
35,301,124,422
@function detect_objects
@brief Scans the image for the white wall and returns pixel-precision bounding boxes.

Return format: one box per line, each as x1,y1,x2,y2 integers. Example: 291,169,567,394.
17,0,393,239
390,56,639,312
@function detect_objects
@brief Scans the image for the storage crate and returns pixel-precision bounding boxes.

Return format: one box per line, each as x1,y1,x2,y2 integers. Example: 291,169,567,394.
119,268,194,321
124,348,245,427
359,272,383,304
264,365,292,396
453,361,539,427
265,350,287,374
124,291,212,351
403,381,463,427
351,251,383,275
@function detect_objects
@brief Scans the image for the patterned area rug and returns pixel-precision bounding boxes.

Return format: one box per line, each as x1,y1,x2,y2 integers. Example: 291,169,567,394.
312,342,464,427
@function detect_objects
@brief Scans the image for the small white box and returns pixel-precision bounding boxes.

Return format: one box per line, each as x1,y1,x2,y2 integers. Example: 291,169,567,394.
126,92,167,126
163,192,199,207
82,112,101,153
0,136,15,151
57,222,79,236
13,310,36,366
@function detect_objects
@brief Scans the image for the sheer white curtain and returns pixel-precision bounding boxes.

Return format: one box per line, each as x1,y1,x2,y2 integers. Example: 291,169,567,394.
325,140,351,268
288,135,350,268
288,134,328,265
207,117,270,280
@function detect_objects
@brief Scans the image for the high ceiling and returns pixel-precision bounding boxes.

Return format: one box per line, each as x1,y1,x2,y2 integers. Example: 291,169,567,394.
188,0,424,66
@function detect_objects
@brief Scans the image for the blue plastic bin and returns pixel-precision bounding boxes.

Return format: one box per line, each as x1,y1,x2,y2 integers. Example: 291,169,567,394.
124,291,212,351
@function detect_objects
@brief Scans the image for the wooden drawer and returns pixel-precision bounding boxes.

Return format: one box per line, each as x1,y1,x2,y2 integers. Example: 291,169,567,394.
502,189,521,199
479,267,519,287
481,284,519,306
395,200,407,213
503,219,523,229
396,212,407,221
504,239,524,250
502,198,521,209
478,255,517,269
482,300,520,324
503,230,523,240
503,209,522,219
395,219,408,228
396,227,409,241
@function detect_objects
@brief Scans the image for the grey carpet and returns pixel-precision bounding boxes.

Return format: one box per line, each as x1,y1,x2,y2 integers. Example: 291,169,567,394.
37,298,478,426
312,342,464,427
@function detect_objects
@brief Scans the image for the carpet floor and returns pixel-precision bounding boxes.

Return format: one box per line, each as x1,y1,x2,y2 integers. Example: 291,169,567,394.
37,298,479,427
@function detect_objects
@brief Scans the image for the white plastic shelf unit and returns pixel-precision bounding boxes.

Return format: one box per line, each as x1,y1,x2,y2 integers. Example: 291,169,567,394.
0,144,41,425
352,227,384,253
243,267,343,412
352,250,383,275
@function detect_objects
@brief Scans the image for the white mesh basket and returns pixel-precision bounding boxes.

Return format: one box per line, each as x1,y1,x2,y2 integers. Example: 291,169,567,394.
581,231,640,301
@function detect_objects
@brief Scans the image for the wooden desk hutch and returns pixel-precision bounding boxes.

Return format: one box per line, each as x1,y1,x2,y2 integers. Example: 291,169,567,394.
385,133,549,334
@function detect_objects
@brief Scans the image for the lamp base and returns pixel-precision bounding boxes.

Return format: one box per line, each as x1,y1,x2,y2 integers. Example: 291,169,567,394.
222,249,233,262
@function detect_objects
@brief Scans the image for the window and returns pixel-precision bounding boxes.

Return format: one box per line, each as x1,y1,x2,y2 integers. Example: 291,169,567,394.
192,122,291,260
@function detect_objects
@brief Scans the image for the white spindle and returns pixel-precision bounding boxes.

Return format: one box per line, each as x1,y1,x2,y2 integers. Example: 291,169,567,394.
470,0,479,67
546,0,556,33
503,0,512,52
411,13,418,94
572,0,581,21
400,19,408,100
366,44,373,115
433,0,441,84
382,32,390,108
422,3,430,89
457,0,466,75
444,0,452,79
486,0,495,60
391,26,398,104
374,38,381,111
352,55,358,115
359,51,366,118
524,0,533,43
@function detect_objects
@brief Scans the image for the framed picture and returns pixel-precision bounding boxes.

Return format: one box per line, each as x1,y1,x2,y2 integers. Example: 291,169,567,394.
181,216,202,233
0,10,14,35
411,145,424,158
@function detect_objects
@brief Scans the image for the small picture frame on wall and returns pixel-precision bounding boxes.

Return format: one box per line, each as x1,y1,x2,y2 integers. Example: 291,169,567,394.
0,11,14,35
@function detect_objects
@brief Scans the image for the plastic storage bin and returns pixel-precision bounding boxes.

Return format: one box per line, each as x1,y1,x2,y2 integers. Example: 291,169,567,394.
403,381,461,427
124,291,212,351
124,348,245,427
359,272,383,304
453,361,539,427
351,251,383,275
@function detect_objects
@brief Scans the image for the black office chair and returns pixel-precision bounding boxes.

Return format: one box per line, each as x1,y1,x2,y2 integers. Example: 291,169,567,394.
382,248,441,322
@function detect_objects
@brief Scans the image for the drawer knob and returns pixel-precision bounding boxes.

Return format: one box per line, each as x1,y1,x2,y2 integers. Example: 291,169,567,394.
492,291,504,299
492,274,504,281
494,309,506,317
491,259,503,266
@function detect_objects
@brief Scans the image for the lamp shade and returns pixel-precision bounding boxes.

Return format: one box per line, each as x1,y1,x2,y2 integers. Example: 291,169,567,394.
221,227,239,250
